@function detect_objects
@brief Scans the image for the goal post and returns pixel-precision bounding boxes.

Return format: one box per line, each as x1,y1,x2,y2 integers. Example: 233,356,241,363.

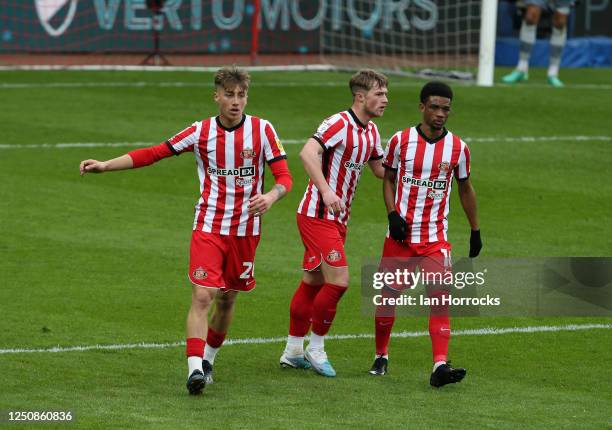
319,0,498,84
477,0,498,87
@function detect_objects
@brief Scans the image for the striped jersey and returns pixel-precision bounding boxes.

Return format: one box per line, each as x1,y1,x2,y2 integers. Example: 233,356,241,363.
383,125,470,244
166,114,286,236
297,109,383,225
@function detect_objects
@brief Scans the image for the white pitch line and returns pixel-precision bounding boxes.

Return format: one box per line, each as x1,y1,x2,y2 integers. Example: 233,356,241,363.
0,82,347,89
0,81,452,89
0,323,609,355
0,142,162,149
0,64,335,73
1,81,611,90
0,135,609,150
464,135,611,143
495,82,612,90
1,64,611,91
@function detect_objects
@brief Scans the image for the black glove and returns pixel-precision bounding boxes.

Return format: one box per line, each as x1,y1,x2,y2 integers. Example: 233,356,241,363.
388,211,407,242
469,229,482,258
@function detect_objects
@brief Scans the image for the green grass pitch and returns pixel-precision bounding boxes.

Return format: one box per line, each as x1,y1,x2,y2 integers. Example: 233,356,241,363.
0,67,611,429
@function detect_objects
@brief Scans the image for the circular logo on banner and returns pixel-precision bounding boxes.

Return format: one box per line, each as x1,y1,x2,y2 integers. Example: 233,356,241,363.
35,0,78,37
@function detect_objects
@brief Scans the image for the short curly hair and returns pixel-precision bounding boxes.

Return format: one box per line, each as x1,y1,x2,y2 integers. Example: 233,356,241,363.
420,81,453,103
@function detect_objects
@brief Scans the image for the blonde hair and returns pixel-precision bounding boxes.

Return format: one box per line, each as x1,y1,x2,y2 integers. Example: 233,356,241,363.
214,66,250,91
349,69,388,96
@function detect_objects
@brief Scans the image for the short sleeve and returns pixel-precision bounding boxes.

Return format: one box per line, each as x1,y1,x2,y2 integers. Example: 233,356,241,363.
262,120,287,164
382,133,401,170
369,127,384,160
166,122,200,154
454,140,471,180
312,115,346,150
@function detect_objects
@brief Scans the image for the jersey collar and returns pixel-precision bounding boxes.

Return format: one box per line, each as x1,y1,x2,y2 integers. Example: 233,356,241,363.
416,124,448,144
348,108,368,129
216,114,246,132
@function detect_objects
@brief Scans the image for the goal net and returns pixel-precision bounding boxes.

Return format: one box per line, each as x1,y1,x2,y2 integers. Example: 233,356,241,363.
320,0,483,79
0,0,493,81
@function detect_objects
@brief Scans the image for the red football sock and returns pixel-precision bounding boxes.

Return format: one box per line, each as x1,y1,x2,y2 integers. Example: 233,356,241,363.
429,316,450,363
311,283,347,336
375,317,395,356
206,328,226,349
186,337,205,358
374,287,400,356
428,289,451,363
289,281,323,337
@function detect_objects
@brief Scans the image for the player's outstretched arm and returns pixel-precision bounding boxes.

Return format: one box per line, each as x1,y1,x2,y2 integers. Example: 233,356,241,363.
457,178,482,257
299,138,345,214
79,142,176,177
79,154,133,176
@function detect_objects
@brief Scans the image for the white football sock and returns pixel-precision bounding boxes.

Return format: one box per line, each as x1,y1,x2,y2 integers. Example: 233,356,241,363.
308,333,325,351
517,58,530,74
517,22,536,73
433,361,447,372
285,335,305,355
548,26,567,77
203,344,220,365
188,356,203,376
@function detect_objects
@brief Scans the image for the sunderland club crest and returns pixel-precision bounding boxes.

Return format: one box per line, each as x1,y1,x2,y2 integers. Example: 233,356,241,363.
192,267,208,280
438,161,451,172
240,148,256,159
327,250,341,263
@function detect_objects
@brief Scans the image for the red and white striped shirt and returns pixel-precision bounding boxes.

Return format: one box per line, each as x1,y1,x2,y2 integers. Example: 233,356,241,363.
297,109,383,225
383,125,470,244
166,115,286,236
